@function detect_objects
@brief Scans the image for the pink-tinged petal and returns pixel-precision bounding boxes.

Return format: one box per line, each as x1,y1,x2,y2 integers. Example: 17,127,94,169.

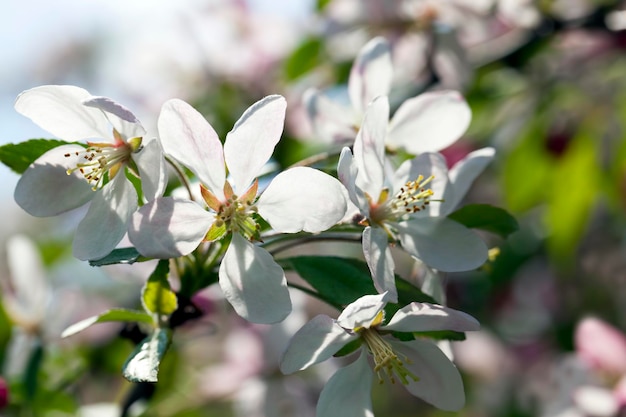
349,37,392,115
256,167,347,233
224,95,286,192
304,88,359,144
353,96,389,200
338,147,369,215
396,217,488,272
613,375,626,407
362,227,397,302
337,293,389,330
133,139,167,201
83,96,145,139
14,144,94,216
316,349,374,417
158,99,225,199
387,91,471,154
219,234,291,324
392,152,451,217
575,317,626,375
444,147,495,214
15,85,111,140
384,302,480,333
129,197,214,258
573,386,618,417
280,315,356,374
73,174,137,261
393,339,466,411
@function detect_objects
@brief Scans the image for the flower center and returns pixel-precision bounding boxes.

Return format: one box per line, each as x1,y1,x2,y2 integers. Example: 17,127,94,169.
369,174,435,225
360,328,419,385
215,195,260,240
64,134,141,191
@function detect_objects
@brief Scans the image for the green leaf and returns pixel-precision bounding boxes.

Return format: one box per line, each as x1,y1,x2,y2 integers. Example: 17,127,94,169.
284,37,323,81
413,329,466,342
122,327,172,383
0,139,74,174
89,247,145,266
142,260,178,316
61,309,153,338
333,338,362,357
448,204,519,238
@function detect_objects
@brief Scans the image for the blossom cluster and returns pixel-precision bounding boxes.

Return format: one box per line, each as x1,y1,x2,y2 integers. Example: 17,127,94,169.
11,37,494,415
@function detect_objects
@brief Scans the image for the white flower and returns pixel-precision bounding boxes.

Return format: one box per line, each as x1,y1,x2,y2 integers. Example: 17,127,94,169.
338,96,492,301
129,96,347,324
280,293,480,415
13,85,167,261
305,36,471,154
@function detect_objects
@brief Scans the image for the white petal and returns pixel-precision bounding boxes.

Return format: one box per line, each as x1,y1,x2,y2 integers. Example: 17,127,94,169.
280,315,356,374
129,197,214,258
337,147,369,215
14,144,94,216
83,96,145,139
349,37,393,115
219,234,291,324
396,217,488,272
73,174,137,261
158,99,226,199
224,95,286,192
362,227,397,302
257,167,347,233
445,147,495,213
133,138,167,201
337,293,389,330
316,349,374,417
384,302,480,332
574,386,618,417
393,339,466,411
304,88,359,144
353,96,389,200
387,91,471,154
15,85,111,140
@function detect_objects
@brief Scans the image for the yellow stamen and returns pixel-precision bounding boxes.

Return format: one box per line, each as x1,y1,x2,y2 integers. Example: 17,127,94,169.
360,329,419,385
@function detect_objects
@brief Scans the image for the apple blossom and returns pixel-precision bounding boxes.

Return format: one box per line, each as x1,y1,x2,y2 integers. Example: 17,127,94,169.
305,36,471,154
129,95,347,324
13,85,167,261
280,293,480,415
338,96,491,301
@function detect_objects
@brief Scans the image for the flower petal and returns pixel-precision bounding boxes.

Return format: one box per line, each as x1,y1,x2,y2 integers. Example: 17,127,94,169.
257,167,347,233
349,37,392,115
15,85,111,140
337,293,389,330
393,339,466,411
444,147,495,213
224,95,286,192
337,147,369,215
73,174,137,261
14,144,94,216
384,302,480,333
280,315,356,374
387,91,471,154
396,217,488,272
316,349,374,417
158,99,225,199
133,138,167,201
219,234,291,324
83,96,145,139
304,88,359,144
353,96,389,200
129,197,214,258
362,227,397,302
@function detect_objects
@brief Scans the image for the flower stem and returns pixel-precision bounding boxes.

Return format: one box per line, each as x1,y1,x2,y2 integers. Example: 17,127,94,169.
165,156,195,201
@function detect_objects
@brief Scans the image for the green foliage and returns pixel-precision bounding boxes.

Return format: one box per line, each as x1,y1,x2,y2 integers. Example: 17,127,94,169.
0,139,74,174
61,309,153,338
284,36,324,81
448,204,519,238
122,327,172,383
89,247,145,266
142,260,178,316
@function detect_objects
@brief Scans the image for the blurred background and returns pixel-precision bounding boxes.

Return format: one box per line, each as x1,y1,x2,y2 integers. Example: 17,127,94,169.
3,0,626,416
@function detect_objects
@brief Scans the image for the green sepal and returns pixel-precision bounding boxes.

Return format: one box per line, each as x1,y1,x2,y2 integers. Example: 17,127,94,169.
205,222,227,242
122,327,172,383
142,260,178,317
61,309,153,338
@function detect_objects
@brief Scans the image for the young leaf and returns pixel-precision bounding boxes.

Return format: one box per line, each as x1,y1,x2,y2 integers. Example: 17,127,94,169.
284,37,323,81
448,204,519,238
61,309,153,338
122,328,172,383
89,247,145,266
0,139,75,174
142,260,178,316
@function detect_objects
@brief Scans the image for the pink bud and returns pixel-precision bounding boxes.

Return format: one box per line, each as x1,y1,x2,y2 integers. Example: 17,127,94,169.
575,317,626,376
0,377,8,409
613,375,626,407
